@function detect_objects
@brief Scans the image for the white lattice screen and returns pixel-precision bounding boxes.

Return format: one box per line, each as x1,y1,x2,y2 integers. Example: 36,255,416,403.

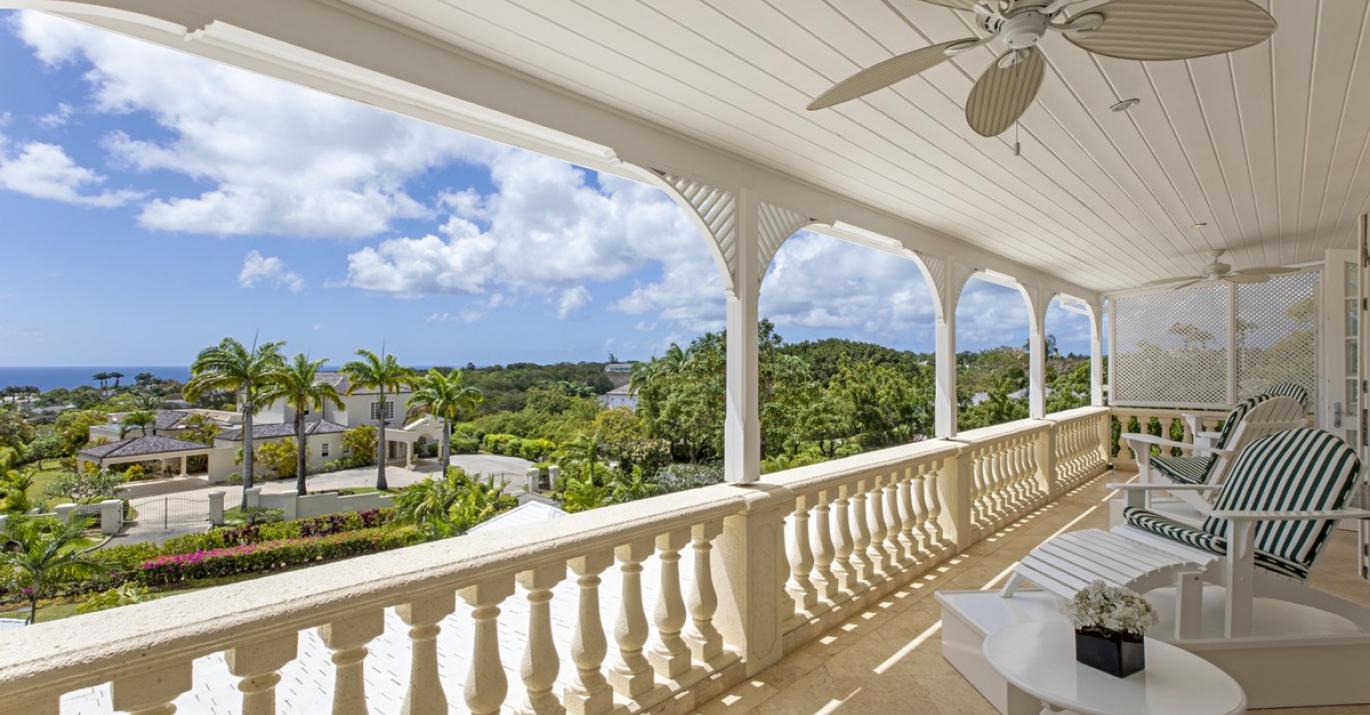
1109,270,1319,409
1235,272,1319,402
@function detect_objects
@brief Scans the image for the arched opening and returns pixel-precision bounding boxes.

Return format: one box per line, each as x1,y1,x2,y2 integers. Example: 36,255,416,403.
1042,295,1095,413
956,275,1032,430
757,230,938,472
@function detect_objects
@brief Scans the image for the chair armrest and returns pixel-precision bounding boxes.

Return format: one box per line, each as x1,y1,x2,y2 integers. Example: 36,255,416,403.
1212,509,1370,522
1107,483,1221,492
1196,431,1222,441
1121,433,1193,451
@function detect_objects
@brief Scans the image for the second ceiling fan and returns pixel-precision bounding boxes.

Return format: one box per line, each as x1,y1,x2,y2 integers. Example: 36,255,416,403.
806,0,1278,137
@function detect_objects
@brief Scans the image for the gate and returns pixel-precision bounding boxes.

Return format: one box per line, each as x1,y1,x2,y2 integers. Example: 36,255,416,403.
126,496,209,531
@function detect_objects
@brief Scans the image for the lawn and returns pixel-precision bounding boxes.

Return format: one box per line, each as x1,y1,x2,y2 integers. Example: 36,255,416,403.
23,461,67,503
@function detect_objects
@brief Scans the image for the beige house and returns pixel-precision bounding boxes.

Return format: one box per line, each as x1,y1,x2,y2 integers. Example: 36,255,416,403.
209,420,351,481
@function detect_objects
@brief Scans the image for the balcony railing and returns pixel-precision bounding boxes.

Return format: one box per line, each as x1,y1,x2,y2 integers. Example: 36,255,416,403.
0,407,1111,715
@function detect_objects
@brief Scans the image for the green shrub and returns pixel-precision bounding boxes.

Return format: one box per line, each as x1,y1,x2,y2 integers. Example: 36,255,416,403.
481,433,519,455
136,526,426,585
518,438,557,461
76,582,152,614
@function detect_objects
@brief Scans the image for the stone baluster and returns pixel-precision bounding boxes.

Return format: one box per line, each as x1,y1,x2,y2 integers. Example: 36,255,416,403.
519,564,567,715
226,634,298,715
925,461,946,546
111,661,193,715
649,529,693,680
883,469,906,568
459,576,517,715
565,550,614,715
685,521,724,665
866,474,891,576
395,593,455,715
785,496,818,612
849,479,874,585
831,486,857,592
319,610,386,715
608,538,656,699
897,466,923,561
811,490,839,601
968,450,986,529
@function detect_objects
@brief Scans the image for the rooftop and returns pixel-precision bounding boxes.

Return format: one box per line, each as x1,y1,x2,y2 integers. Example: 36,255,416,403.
215,419,349,442
78,435,213,459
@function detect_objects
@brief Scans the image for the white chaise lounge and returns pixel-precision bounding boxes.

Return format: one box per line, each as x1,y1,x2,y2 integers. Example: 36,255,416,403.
1005,428,1370,639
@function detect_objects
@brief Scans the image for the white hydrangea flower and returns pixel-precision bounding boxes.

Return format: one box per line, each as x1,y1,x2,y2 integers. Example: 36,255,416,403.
1067,580,1158,635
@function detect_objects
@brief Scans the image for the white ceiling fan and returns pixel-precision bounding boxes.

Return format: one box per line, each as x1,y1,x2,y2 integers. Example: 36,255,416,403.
805,0,1277,137
1142,250,1296,291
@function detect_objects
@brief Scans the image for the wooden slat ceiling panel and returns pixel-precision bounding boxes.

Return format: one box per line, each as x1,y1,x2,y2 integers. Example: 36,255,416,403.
344,0,1370,293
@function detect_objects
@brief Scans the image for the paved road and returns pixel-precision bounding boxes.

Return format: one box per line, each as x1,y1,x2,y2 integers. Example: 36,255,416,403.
113,464,430,545
111,455,535,544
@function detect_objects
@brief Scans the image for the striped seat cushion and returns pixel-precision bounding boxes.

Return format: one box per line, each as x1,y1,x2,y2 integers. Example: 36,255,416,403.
1263,383,1310,409
1199,428,1362,579
1213,394,1272,451
1152,455,1216,485
1123,507,1312,580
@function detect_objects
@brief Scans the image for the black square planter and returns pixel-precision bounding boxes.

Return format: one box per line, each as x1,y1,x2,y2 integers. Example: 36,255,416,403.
1074,628,1145,678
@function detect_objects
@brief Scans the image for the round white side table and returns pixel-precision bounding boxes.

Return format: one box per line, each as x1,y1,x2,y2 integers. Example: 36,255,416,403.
982,622,1246,715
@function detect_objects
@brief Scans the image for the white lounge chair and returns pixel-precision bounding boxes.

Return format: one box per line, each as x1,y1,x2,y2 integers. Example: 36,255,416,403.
1004,428,1370,638
1186,385,1309,456
1125,395,1305,513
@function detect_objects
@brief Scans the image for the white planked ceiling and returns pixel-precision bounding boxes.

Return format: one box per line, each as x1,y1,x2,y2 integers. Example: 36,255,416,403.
339,0,1370,293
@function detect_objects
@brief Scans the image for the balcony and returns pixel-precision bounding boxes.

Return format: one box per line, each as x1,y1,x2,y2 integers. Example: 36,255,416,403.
4,1,1370,713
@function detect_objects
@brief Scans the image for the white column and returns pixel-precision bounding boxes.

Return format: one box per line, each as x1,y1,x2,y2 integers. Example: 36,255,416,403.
565,551,614,715
396,593,456,715
1028,289,1049,419
935,309,958,438
1090,299,1105,406
724,189,761,483
459,576,517,715
518,564,566,714
319,611,385,715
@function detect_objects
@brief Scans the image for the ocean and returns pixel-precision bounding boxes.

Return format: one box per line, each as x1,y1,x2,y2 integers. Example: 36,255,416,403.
0,366,192,392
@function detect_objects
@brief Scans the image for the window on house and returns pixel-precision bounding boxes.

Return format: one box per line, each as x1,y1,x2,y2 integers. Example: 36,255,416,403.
321,442,330,457
370,401,395,421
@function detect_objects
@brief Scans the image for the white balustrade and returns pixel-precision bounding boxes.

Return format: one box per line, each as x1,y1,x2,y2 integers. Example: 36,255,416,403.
0,410,1115,715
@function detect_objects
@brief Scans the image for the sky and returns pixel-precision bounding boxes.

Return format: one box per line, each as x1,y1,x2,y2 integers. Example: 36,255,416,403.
0,10,1091,368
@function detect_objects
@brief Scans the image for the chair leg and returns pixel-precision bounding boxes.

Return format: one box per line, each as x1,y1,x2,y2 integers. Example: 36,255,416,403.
1225,521,1257,638
1174,571,1203,640
1001,572,1026,598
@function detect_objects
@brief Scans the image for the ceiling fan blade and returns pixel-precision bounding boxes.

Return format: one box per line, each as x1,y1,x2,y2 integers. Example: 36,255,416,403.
1141,275,1202,288
1165,279,1203,290
1065,0,1276,61
965,47,1046,138
1232,266,1297,278
918,0,984,10
1225,273,1273,284
807,39,972,110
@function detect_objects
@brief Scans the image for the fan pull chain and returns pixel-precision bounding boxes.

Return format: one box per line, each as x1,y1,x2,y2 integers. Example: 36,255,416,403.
1013,122,1021,157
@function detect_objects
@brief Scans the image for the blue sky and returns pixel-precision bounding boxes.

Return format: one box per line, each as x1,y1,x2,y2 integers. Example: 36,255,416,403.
0,10,1090,368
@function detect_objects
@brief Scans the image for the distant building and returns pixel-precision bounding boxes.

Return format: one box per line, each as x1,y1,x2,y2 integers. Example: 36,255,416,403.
598,384,638,411
604,362,635,375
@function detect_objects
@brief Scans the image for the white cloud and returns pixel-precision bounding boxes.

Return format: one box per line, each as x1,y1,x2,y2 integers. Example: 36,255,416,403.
0,138,140,207
557,285,591,319
14,11,499,238
347,150,725,328
238,251,305,293
760,232,935,340
955,279,1031,350
37,102,73,129
426,310,484,324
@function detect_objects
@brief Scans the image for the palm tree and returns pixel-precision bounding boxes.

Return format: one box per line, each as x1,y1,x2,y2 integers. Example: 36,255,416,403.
341,349,413,491
122,410,155,437
91,372,109,391
109,371,125,390
259,354,344,496
0,515,105,624
407,369,483,476
129,390,162,412
184,337,287,508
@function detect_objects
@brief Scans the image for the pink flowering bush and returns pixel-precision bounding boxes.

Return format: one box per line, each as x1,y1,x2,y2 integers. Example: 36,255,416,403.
137,526,421,585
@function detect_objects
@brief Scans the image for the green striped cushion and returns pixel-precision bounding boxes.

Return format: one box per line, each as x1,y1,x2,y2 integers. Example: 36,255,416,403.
1123,507,1313,580
1200,428,1361,576
1152,455,1217,485
1214,394,1271,451
1264,383,1310,409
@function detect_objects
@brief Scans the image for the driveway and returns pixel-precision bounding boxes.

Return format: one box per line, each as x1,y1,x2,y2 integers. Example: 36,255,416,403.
112,464,429,545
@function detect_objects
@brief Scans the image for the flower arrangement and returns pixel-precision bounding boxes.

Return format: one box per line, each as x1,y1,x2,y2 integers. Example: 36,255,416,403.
1067,581,1158,678
1067,581,1158,635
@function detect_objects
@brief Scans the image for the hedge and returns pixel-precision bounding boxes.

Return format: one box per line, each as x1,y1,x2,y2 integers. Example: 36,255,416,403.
137,525,423,586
